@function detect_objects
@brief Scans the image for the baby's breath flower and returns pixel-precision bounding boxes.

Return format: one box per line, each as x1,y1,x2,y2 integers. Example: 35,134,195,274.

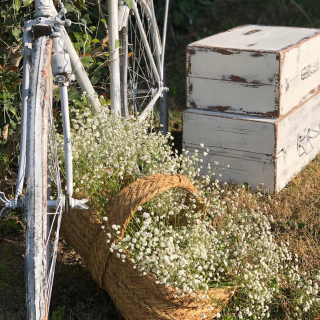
58,103,320,320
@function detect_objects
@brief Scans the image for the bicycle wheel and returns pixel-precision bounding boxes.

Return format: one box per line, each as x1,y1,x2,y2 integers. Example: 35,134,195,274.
120,0,162,117
25,35,63,319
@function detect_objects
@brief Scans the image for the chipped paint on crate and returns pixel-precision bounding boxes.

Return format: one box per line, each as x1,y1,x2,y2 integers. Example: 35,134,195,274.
187,77,279,117
187,25,320,118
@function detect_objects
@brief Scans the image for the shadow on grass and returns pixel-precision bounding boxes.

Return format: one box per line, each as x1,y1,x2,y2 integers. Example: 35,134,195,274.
0,231,124,320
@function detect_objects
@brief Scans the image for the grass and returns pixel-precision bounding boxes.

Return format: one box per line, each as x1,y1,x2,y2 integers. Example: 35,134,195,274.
222,155,320,277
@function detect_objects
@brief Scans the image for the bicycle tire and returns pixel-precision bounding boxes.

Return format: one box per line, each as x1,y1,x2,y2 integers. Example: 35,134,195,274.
120,0,162,117
25,35,63,319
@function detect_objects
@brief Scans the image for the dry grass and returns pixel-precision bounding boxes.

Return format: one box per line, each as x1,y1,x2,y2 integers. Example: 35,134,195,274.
219,153,320,277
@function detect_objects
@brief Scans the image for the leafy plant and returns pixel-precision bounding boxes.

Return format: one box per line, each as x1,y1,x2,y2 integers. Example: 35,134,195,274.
0,217,24,237
0,0,113,174
0,60,22,172
51,306,66,320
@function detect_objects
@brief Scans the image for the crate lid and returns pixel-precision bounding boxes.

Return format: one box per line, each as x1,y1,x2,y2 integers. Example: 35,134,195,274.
190,25,320,52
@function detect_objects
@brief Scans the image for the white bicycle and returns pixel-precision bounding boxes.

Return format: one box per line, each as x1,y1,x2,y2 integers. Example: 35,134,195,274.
0,0,169,318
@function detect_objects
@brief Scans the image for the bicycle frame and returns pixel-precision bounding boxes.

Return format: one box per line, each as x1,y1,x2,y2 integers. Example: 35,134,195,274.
0,0,170,316
0,0,170,217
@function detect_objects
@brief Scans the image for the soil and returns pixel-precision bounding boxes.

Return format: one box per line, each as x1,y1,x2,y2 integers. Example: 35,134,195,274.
0,226,124,320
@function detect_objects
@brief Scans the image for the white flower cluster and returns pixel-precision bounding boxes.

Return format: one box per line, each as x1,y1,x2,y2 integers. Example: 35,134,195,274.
117,188,320,319
58,100,320,319
57,101,211,211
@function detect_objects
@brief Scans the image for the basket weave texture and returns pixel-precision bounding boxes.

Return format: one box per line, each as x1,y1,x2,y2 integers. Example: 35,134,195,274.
60,174,232,319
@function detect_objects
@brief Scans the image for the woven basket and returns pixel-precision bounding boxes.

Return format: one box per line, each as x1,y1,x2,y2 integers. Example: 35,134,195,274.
60,174,232,319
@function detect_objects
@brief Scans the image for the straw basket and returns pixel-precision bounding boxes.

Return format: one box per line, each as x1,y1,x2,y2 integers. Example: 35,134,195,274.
60,174,232,319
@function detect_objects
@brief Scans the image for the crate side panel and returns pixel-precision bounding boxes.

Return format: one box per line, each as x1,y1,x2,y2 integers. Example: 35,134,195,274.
280,34,320,115
187,77,278,117
276,92,320,153
183,109,276,156
276,133,320,192
185,146,276,193
187,46,279,86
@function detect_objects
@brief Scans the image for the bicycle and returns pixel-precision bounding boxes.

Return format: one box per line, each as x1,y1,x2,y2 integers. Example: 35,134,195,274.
0,0,169,318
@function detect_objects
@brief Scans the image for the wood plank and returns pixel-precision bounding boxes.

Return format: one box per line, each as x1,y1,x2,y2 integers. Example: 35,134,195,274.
187,77,278,116
185,146,276,193
183,109,275,155
187,46,279,85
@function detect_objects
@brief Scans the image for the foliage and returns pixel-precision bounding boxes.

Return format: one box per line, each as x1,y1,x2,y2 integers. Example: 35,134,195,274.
0,0,34,172
0,217,24,237
155,0,320,33
0,62,21,171
0,0,111,174
51,306,66,320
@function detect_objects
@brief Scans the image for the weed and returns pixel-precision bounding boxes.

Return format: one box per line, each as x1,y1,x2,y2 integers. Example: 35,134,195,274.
51,306,65,320
0,263,10,278
0,217,24,237
0,280,8,290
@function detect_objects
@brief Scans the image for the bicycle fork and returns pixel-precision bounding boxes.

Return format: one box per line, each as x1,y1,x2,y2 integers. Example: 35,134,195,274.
0,17,88,216
51,31,88,210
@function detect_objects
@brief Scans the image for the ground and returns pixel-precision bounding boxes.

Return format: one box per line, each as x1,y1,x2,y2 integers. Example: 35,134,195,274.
0,230,123,320
1,151,320,319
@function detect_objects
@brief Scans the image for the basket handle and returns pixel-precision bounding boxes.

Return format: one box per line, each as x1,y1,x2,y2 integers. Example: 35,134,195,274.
105,174,206,240
80,174,205,287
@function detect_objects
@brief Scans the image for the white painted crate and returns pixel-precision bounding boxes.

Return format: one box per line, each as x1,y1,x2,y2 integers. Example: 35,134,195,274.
187,25,320,118
183,92,320,193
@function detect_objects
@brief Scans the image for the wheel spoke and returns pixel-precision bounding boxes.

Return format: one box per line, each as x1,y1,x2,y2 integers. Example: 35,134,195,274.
45,92,63,312
46,200,63,305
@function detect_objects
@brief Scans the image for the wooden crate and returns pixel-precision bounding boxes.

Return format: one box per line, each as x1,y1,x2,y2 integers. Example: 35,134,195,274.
183,92,320,193
187,25,320,118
